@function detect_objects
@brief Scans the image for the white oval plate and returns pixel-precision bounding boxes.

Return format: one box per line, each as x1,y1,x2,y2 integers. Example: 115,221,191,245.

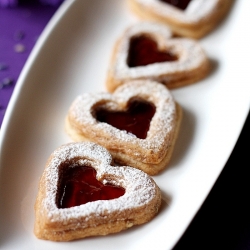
0,0,249,249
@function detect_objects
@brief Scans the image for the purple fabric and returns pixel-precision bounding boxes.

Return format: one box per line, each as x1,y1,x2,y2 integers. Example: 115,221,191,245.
0,0,18,8
0,3,59,125
0,0,63,8
39,0,63,6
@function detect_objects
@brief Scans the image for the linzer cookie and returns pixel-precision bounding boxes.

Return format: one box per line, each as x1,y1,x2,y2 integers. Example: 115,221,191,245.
127,0,233,38
106,21,210,92
65,80,182,175
34,142,161,241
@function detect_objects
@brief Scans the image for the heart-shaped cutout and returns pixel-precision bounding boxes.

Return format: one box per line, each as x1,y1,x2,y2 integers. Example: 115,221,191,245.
95,98,156,139
127,35,178,67
128,0,232,38
65,80,182,175
159,0,192,10
106,21,210,92
58,165,125,208
34,142,161,241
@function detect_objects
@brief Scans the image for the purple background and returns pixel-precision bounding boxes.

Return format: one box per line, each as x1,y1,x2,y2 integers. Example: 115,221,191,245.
0,2,250,249
0,2,58,125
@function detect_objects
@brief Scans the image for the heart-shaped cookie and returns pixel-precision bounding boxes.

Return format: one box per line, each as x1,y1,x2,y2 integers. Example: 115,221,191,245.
65,80,182,175
34,142,161,241
106,21,210,92
127,0,233,38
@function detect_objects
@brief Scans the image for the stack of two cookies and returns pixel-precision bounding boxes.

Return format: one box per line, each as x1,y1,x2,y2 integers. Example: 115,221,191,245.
34,0,232,242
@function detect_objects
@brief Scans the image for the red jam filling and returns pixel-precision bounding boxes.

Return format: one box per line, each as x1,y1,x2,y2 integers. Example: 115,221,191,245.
58,165,125,209
127,35,178,67
95,98,156,139
159,0,192,10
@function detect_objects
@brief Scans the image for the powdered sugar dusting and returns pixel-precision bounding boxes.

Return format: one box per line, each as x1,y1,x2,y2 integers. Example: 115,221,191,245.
109,21,208,85
68,80,177,161
42,142,159,226
135,0,219,23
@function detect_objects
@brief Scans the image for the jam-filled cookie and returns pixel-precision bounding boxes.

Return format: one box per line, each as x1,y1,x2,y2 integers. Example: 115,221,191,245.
106,21,210,92
65,80,182,175
34,142,161,241
127,0,233,38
